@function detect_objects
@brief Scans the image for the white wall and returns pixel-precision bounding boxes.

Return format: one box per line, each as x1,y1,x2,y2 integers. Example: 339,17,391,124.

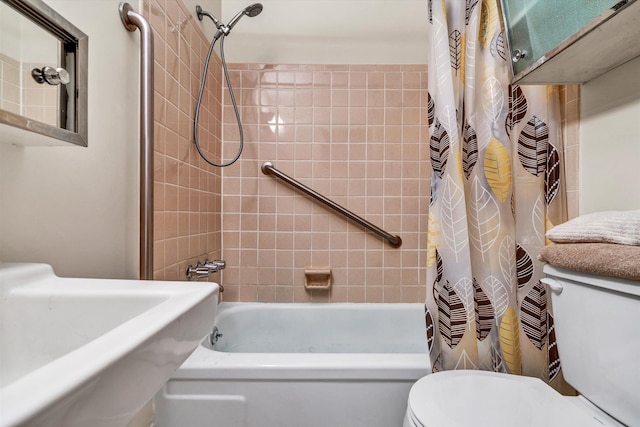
0,0,140,279
221,0,428,64
580,56,640,214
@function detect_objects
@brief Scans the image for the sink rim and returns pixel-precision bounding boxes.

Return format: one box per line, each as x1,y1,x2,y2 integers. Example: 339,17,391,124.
0,262,218,427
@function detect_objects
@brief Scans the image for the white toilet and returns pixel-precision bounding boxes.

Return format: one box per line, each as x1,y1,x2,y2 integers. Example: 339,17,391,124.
404,265,640,427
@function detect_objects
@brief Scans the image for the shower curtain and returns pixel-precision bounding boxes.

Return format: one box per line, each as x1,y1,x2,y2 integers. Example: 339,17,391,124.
425,0,569,391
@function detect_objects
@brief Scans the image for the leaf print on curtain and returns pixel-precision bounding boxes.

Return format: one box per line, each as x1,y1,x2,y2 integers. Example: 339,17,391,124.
426,307,435,352
499,306,522,375
449,30,463,75
516,243,534,289
462,120,478,179
440,176,468,261
484,138,512,202
437,281,467,348
453,277,475,327
482,77,504,124
546,144,561,206
468,177,501,261
547,312,562,381
518,116,549,176
506,84,527,136
426,0,571,392
431,119,450,178
491,32,507,62
478,0,498,49
428,92,435,126
521,282,548,350
474,278,493,341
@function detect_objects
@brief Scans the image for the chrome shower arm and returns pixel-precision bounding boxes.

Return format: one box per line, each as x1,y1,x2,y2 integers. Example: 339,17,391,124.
196,5,227,40
196,5,222,28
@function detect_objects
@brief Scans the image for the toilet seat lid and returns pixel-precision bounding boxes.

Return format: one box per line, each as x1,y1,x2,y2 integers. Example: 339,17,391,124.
408,371,605,427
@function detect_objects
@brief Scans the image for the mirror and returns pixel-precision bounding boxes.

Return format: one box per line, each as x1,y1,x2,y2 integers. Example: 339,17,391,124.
0,0,87,146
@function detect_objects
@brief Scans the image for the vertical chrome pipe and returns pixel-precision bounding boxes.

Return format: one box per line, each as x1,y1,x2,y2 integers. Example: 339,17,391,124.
120,3,154,280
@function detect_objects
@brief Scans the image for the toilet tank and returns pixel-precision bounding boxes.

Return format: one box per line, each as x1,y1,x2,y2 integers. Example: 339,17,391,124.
542,265,640,427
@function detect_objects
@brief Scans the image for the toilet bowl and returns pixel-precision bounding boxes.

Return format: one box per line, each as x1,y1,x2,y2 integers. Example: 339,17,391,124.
405,265,640,427
403,370,623,427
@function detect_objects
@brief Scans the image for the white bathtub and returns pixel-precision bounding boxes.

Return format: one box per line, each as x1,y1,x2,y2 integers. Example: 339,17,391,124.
154,303,430,427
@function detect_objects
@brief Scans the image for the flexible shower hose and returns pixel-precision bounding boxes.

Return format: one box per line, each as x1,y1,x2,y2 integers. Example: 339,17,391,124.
193,34,243,167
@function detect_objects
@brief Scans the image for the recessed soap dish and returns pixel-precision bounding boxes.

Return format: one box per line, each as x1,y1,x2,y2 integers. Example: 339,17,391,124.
304,267,332,290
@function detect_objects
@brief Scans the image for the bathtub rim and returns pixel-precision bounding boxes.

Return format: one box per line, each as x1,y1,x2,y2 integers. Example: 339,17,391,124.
211,301,429,321
172,302,431,381
174,347,430,381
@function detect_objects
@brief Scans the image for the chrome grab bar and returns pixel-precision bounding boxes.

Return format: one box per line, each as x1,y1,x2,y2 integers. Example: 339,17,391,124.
120,3,154,279
261,162,402,248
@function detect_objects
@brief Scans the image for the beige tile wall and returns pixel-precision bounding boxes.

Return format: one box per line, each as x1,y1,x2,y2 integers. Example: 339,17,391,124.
220,64,431,303
145,0,223,281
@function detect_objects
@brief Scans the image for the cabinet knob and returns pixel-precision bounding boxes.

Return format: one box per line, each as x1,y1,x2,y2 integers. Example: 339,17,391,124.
31,66,70,85
512,49,528,63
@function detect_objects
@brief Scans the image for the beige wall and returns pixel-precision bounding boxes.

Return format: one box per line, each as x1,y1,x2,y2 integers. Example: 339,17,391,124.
580,56,640,214
0,0,140,279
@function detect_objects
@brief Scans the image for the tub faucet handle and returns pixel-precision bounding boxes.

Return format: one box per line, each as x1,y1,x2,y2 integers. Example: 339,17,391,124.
204,259,226,272
186,262,211,280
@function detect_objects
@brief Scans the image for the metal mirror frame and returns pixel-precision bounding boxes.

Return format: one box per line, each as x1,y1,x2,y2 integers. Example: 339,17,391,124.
0,0,88,146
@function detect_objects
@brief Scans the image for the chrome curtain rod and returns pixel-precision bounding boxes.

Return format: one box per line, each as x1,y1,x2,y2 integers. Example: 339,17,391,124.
261,162,402,248
120,3,154,279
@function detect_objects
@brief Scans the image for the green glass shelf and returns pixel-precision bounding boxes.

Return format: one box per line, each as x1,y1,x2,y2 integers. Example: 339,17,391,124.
501,0,640,83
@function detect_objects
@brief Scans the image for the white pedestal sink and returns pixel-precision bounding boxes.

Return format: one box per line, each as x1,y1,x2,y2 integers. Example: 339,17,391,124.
0,263,219,427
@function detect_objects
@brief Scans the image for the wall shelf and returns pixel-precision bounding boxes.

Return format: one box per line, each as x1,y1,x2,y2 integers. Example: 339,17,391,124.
507,0,640,84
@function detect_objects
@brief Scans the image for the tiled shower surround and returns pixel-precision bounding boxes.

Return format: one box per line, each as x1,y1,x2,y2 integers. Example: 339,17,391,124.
220,64,430,303
147,0,579,304
146,0,223,281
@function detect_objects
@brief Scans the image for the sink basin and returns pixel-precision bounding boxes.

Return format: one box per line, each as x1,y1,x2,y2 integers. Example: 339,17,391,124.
0,263,219,427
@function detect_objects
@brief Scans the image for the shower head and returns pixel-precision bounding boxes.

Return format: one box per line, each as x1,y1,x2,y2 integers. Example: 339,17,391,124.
226,3,263,31
197,3,263,41
244,3,264,17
